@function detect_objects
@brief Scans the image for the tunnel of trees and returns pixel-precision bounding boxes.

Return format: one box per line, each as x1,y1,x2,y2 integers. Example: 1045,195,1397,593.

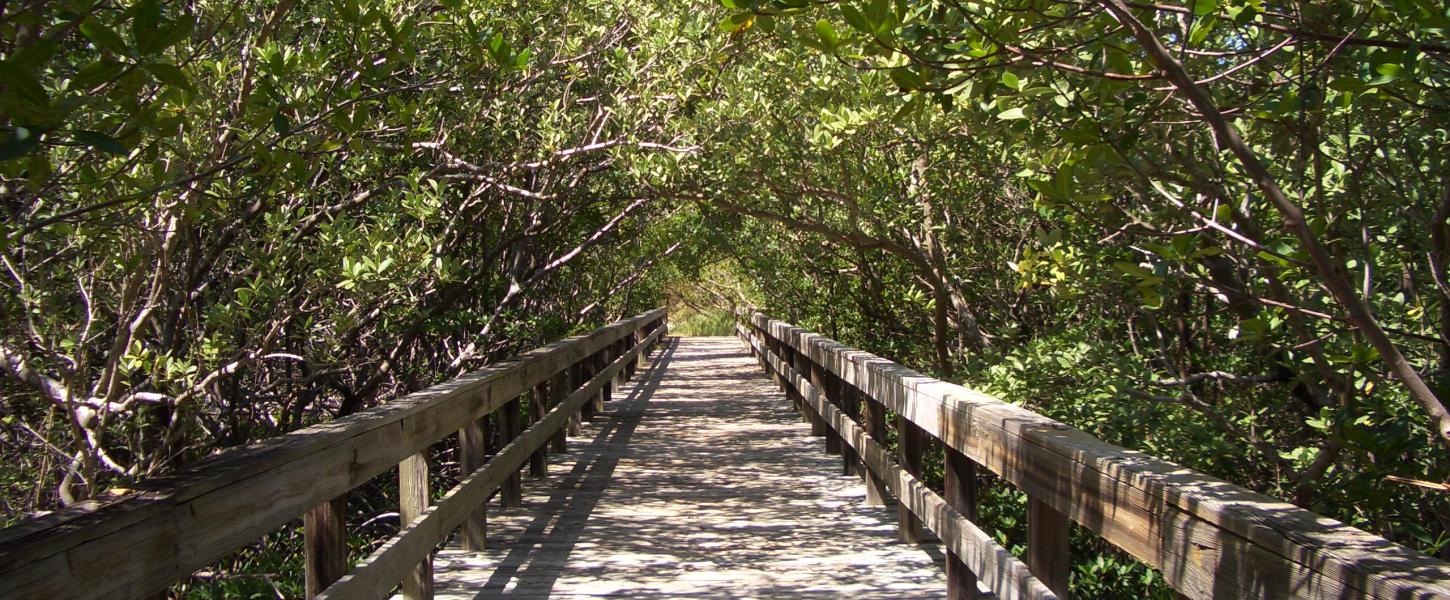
1,0,1447,596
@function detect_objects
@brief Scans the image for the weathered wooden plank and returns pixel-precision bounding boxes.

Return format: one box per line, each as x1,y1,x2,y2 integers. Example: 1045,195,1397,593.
945,447,980,600
316,326,664,599
399,453,433,600
897,414,926,545
304,495,348,599
427,337,949,599
747,312,1450,600
1028,498,1071,599
0,309,665,600
550,370,570,453
839,380,862,476
745,337,1056,600
528,384,548,477
811,361,843,456
862,394,889,507
501,398,523,508
457,418,488,551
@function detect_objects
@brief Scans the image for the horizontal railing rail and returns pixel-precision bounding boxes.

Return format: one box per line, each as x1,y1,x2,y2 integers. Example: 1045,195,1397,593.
0,308,667,600
738,311,1450,600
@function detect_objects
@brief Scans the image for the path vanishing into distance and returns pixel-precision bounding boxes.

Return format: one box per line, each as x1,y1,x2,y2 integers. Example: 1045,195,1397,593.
418,336,949,599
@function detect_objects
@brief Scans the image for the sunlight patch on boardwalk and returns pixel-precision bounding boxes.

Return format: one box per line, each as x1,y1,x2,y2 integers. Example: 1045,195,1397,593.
420,336,948,599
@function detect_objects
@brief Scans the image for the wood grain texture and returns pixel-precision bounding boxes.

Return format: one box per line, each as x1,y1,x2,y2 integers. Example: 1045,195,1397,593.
317,326,665,599
458,419,488,552
304,495,349,599
419,337,951,600
744,334,1056,600
0,309,665,600
945,447,980,600
745,312,1450,600
1028,497,1071,599
400,452,434,600
501,399,523,508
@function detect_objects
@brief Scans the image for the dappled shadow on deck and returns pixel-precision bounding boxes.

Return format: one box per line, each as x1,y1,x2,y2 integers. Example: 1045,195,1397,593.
427,337,946,599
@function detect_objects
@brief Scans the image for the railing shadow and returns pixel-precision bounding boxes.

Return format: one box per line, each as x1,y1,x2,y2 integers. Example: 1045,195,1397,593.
454,337,679,598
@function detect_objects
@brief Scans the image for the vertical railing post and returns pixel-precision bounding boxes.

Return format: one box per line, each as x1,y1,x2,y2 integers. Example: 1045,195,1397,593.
765,334,788,393
945,446,981,600
551,369,570,452
304,495,348,599
595,349,610,411
896,415,925,544
529,381,548,477
581,353,598,422
567,362,584,435
1028,498,1072,598
633,330,647,373
400,453,433,600
623,334,637,380
810,360,842,455
457,417,488,551
501,398,523,508
838,381,861,476
792,343,828,437
862,394,889,506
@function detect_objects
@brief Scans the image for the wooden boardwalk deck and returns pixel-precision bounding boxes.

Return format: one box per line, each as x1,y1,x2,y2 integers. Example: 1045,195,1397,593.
420,336,948,599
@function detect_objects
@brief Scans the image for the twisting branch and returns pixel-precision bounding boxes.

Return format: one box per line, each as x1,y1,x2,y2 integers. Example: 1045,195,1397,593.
1099,0,1450,452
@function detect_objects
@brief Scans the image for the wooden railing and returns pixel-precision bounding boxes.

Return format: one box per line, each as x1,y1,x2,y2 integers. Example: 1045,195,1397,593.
737,311,1450,600
0,308,667,600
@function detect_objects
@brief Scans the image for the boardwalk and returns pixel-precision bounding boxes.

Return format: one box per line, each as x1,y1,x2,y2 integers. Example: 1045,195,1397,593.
424,336,948,599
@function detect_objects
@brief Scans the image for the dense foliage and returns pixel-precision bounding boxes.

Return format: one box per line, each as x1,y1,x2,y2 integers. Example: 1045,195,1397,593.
0,0,708,514
3,0,1449,596
699,0,1450,583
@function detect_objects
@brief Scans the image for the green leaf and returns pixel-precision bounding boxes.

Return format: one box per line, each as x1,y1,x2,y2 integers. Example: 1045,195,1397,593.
1000,71,1020,91
718,12,754,33
1188,0,1217,16
80,19,130,56
1367,62,1403,86
131,1,164,54
889,67,922,90
74,59,128,89
144,63,193,91
815,19,840,49
0,126,41,161
154,15,196,53
0,61,49,110
73,130,127,156
996,107,1026,120
840,5,871,34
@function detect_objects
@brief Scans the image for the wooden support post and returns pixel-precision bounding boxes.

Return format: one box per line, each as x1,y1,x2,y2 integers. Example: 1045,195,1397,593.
839,383,861,476
795,351,827,436
635,330,649,371
945,446,981,600
1028,497,1072,599
501,398,523,508
304,495,348,599
457,418,488,551
568,363,584,436
551,370,570,453
529,382,548,477
624,335,637,380
597,350,611,409
811,362,842,455
896,415,924,544
399,453,433,600
862,396,889,506
580,357,597,422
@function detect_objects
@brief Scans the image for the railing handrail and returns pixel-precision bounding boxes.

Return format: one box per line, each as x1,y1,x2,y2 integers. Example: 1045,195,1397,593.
739,310,1450,600
0,308,667,600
